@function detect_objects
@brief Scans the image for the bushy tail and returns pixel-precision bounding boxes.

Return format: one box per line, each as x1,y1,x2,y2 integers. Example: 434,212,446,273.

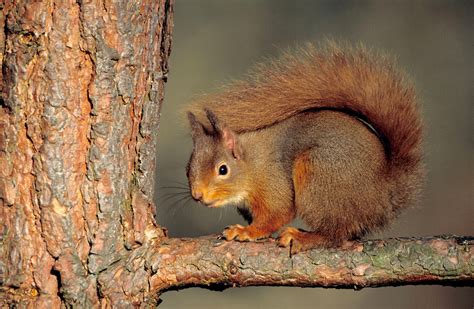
187,42,423,209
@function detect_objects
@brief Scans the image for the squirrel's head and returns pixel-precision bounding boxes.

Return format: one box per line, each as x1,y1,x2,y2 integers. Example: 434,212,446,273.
186,109,247,208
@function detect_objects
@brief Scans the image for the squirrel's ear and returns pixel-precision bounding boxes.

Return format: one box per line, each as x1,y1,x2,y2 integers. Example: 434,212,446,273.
205,109,222,133
204,109,242,159
187,112,205,139
222,127,243,160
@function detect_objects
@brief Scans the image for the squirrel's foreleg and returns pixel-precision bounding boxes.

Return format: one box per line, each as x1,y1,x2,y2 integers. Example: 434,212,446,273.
223,197,295,242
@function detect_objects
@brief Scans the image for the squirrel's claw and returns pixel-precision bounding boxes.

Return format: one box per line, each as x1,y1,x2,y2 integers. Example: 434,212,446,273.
277,227,303,255
222,224,249,241
277,227,324,255
222,224,269,242
277,227,297,247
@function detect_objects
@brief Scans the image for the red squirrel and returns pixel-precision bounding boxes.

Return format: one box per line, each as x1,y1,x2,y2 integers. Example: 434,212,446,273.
184,43,423,254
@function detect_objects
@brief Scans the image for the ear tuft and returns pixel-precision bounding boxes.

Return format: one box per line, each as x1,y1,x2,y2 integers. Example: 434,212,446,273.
205,108,221,134
187,112,205,139
187,111,197,124
202,109,242,158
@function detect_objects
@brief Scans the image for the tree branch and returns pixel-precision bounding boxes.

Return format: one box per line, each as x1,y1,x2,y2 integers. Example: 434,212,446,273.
96,235,473,305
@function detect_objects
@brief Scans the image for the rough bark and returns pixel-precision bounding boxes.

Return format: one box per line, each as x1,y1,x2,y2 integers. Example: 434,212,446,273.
0,0,172,307
0,0,472,308
96,236,473,303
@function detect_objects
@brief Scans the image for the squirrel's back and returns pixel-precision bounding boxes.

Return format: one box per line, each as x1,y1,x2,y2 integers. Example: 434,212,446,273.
187,42,424,211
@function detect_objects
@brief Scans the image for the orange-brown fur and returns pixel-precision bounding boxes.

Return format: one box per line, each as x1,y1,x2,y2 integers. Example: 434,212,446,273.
293,151,312,193
185,42,424,254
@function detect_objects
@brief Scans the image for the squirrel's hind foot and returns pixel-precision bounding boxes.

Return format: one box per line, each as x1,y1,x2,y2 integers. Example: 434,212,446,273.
277,227,337,255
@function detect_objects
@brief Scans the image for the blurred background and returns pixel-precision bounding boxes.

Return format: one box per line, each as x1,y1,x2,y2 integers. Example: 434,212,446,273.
154,0,473,308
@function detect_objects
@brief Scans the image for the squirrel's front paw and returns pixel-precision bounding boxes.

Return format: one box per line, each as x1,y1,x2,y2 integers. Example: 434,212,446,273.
222,224,269,242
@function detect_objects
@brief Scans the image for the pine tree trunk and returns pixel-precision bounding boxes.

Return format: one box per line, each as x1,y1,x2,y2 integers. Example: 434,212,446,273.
0,0,173,306
0,1,472,308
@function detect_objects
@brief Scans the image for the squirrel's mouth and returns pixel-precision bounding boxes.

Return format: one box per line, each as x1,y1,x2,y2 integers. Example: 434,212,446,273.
204,199,227,208
200,193,231,208
203,194,247,209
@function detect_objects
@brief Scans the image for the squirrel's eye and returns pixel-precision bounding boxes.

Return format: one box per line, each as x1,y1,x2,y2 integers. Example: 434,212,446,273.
218,164,228,176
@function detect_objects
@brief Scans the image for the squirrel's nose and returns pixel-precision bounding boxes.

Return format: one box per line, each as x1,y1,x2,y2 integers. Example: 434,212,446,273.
192,189,203,201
